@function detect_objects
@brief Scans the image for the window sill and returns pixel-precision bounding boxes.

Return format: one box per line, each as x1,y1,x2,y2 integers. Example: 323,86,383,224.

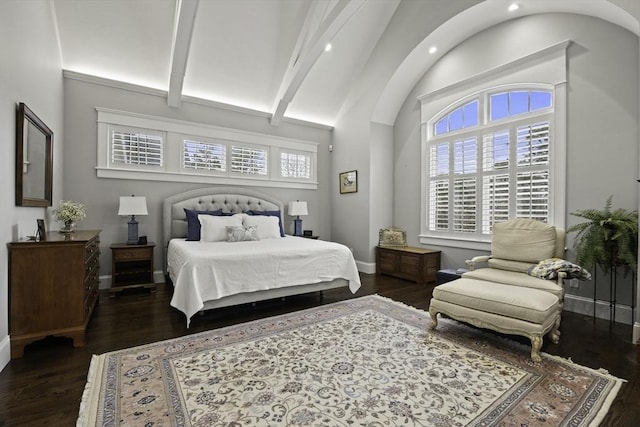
96,167,318,190
419,234,491,251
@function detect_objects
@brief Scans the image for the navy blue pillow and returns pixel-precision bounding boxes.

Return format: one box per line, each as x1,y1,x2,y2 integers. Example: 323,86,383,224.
248,210,285,237
184,208,223,241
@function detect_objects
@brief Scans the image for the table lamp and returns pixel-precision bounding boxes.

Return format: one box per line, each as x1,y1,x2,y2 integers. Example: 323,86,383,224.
118,195,148,244
288,200,308,237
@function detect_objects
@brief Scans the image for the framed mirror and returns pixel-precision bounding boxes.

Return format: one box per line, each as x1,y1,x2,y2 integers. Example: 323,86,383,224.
15,102,53,207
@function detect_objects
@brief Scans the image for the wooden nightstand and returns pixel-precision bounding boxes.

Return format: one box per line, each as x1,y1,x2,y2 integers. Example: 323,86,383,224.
110,242,156,293
303,235,319,239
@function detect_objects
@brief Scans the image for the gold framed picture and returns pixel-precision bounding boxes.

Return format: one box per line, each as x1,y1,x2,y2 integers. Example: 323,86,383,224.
339,170,357,194
378,227,407,248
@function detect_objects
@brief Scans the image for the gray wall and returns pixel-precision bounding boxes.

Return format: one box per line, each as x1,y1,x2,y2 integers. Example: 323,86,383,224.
331,0,477,264
63,77,332,282
392,14,639,304
0,2,65,370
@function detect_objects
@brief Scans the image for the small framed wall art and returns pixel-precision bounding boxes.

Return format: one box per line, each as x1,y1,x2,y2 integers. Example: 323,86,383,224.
339,170,357,194
36,218,47,241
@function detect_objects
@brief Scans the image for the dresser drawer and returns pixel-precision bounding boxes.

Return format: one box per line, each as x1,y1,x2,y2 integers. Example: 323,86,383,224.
85,237,100,262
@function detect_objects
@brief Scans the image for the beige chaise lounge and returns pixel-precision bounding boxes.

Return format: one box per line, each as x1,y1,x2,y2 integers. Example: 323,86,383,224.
429,218,566,362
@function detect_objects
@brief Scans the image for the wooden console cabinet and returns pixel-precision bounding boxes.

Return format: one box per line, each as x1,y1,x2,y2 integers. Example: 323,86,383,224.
8,230,101,358
376,246,441,285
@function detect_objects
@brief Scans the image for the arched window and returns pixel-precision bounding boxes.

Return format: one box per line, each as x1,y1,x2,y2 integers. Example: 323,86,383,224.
425,87,554,239
418,41,568,249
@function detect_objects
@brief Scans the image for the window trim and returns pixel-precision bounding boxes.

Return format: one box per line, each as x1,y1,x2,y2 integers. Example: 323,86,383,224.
96,108,319,189
417,41,569,249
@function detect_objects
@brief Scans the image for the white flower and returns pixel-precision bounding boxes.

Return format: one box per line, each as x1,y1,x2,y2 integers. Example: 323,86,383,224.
53,200,87,222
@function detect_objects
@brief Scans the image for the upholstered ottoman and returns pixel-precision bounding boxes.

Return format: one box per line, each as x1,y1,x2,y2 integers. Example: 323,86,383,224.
429,278,560,362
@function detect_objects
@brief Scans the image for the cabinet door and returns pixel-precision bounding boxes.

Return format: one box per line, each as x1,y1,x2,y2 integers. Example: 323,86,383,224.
422,253,440,282
399,253,420,278
377,250,399,273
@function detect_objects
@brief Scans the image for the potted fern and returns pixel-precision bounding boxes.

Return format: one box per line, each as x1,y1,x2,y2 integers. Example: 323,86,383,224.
567,196,638,276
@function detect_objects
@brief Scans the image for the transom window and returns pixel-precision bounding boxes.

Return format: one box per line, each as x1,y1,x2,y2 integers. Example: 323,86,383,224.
425,87,554,240
97,108,319,189
489,90,552,121
434,100,478,135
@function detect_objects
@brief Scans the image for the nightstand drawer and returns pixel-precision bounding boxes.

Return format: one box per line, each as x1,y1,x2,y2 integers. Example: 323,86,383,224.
113,246,152,261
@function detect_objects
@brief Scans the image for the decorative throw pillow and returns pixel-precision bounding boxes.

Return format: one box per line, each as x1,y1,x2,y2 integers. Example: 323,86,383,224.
247,210,285,237
199,214,243,242
184,208,223,241
226,225,260,242
243,215,281,239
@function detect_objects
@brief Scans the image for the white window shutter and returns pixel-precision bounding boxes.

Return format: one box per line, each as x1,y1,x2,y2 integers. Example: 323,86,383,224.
183,140,227,172
453,177,476,232
482,174,510,234
231,145,268,176
280,151,311,179
429,180,449,231
111,130,163,166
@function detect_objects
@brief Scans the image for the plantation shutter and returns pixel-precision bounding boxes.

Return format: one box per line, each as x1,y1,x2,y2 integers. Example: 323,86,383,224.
280,151,311,179
515,121,550,222
482,174,510,233
516,171,549,221
429,180,449,230
111,130,163,166
517,122,549,166
231,145,268,176
183,140,226,172
453,177,476,232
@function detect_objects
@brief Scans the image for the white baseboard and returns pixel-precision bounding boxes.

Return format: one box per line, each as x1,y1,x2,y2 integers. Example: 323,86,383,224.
563,294,635,325
356,261,376,275
0,335,10,373
99,270,166,289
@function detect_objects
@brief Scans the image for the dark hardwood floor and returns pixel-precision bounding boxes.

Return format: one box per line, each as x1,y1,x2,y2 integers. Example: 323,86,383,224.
0,274,638,426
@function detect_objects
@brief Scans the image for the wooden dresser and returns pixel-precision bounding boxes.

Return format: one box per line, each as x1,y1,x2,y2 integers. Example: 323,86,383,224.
376,246,441,285
8,230,100,358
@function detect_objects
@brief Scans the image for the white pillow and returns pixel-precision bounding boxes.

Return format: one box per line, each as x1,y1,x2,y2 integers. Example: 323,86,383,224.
243,215,281,239
199,214,243,242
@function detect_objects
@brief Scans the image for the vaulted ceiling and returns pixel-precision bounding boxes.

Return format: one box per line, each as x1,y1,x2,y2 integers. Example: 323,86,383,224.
52,0,638,128
53,0,402,127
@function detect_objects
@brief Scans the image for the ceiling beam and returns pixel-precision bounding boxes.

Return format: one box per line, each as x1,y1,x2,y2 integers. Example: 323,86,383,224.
270,0,366,126
167,0,199,108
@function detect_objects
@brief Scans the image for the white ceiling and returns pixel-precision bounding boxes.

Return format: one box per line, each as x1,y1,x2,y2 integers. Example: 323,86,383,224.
53,0,403,127
52,0,638,128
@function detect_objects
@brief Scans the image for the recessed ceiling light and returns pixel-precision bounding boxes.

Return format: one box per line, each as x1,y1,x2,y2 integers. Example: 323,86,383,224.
324,43,332,52
428,46,437,54
508,3,519,12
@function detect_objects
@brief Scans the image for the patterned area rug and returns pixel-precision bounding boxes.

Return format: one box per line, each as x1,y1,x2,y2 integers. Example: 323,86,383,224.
77,295,623,426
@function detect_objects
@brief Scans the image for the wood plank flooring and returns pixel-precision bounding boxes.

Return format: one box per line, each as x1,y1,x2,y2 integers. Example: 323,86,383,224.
0,273,638,426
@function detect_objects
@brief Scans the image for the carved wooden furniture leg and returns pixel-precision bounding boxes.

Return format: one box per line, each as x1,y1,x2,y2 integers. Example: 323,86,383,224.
428,309,438,330
530,335,543,363
550,315,561,344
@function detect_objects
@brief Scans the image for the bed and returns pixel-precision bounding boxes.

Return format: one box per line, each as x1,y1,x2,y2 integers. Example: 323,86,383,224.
163,187,361,326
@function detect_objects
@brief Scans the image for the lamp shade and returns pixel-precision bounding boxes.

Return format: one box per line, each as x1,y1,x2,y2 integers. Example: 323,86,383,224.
288,201,308,216
118,196,148,216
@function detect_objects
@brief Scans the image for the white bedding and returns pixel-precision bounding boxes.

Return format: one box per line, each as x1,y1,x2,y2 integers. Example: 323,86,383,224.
168,236,361,325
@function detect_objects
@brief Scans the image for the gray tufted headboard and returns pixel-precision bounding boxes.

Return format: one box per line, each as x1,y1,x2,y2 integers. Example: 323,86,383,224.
163,187,284,248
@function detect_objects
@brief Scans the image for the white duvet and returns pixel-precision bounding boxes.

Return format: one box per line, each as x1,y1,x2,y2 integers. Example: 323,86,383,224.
168,236,361,325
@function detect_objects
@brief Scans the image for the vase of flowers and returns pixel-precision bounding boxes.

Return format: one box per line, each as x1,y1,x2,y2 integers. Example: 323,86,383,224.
53,200,87,233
